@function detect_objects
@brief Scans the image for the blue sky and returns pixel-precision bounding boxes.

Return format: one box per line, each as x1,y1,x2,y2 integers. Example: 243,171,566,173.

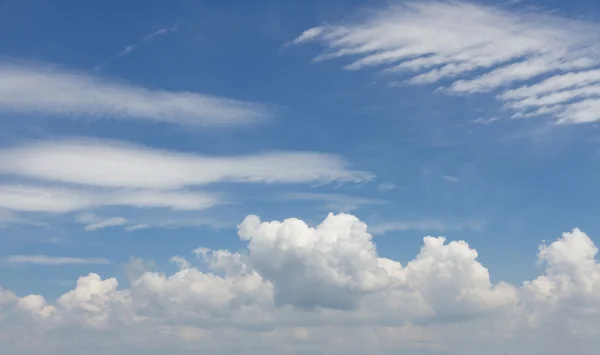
1,1,600,354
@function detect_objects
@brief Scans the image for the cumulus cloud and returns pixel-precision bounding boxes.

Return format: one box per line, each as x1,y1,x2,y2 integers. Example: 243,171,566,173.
0,62,275,128
293,1,600,124
1,213,598,354
0,138,372,189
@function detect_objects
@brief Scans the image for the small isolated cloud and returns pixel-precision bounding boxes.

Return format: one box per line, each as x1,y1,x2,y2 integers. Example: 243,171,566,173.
125,224,151,232
3,255,110,265
441,175,459,182
294,1,600,124
0,62,276,128
75,213,128,231
377,183,397,191
469,117,500,125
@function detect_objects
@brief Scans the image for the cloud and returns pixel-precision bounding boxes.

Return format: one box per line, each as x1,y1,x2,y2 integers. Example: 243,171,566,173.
369,219,485,235
0,138,372,189
441,175,460,182
280,192,388,211
94,23,180,71
1,213,600,354
75,213,128,231
293,1,600,124
3,255,110,265
0,185,220,213
0,62,276,128
116,23,179,58
469,117,500,125
377,183,397,191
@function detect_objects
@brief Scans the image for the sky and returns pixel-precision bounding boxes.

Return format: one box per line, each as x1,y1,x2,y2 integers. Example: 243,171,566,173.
1,0,600,354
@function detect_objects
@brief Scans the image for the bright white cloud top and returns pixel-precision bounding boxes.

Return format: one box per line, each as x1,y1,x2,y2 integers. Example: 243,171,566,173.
294,1,600,124
1,213,599,354
0,63,276,127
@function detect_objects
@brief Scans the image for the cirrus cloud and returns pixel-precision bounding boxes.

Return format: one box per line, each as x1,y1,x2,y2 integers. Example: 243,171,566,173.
293,1,600,124
0,62,276,128
0,138,373,189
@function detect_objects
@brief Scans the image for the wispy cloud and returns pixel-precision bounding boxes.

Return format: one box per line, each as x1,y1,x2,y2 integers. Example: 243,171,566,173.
440,175,460,183
0,138,373,189
377,183,397,191
75,213,128,231
0,185,220,213
95,23,180,70
117,23,179,58
4,255,110,265
0,138,372,217
469,117,500,125
294,1,600,124
370,219,485,235
0,62,276,128
280,192,389,211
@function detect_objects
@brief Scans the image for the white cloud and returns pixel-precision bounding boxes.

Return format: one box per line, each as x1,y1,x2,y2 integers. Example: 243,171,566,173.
294,1,600,124
3,255,110,265
0,138,370,219
1,213,600,353
0,62,275,128
76,214,128,231
0,185,220,213
0,214,600,355
0,138,372,189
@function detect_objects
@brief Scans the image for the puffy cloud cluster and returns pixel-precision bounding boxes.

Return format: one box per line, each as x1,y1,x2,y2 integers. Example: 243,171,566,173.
1,213,600,354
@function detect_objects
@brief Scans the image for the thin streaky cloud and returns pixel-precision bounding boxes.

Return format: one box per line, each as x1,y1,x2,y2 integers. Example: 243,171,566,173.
4,255,110,265
86,218,126,231
294,1,600,124
95,23,180,70
0,185,220,213
75,213,128,231
280,192,389,206
441,175,460,182
0,62,276,128
0,138,373,189
116,23,180,58
469,117,500,125
370,219,485,235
